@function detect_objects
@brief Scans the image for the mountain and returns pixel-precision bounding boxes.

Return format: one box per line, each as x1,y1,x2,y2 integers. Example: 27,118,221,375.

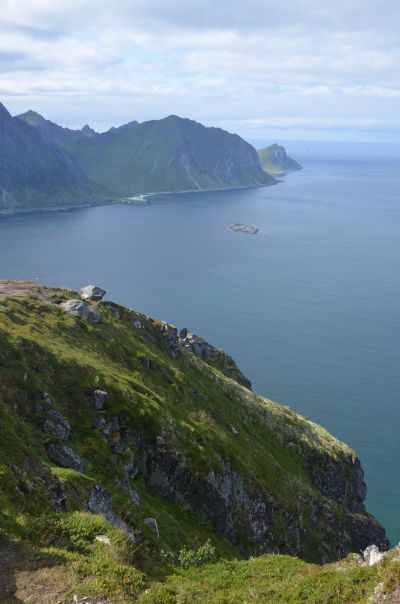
0,280,390,602
71,115,275,195
16,109,97,147
0,103,101,210
258,143,302,175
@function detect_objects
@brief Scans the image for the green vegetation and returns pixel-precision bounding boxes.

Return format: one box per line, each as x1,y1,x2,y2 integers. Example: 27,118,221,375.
0,281,394,603
70,115,274,195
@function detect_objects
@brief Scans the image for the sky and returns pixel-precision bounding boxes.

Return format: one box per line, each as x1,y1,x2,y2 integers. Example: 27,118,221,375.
1,0,399,142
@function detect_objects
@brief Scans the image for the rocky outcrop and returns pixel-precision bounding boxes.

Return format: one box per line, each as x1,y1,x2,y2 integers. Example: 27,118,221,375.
43,410,71,441
80,285,106,301
88,485,137,541
47,443,83,472
92,390,108,410
134,444,388,559
60,299,101,323
179,330,252,389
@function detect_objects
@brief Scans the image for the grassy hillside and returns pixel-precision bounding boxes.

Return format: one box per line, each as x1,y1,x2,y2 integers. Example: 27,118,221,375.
71,115,275,195
0,281,392,603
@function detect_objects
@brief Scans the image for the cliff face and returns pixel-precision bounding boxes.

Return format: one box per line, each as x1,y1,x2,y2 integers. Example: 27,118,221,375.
0,281,387,568
0,104,100,210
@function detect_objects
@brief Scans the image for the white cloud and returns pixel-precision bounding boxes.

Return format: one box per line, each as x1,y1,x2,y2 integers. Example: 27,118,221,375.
0,0,399,140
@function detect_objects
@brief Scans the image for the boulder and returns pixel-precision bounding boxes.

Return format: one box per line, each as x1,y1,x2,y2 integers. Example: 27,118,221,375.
47,443,83,472
80,284,106,301
93,389,108,411
363,544,385,566
60,299,101,324
43,410,71,441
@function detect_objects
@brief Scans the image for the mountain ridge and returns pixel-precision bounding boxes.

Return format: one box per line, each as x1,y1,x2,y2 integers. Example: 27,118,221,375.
0,103,101,210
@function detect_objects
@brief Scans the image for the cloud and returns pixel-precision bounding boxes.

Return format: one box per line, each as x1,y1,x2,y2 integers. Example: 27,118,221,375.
0,0,399,140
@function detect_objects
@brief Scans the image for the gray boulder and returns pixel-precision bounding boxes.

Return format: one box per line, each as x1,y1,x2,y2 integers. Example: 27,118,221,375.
47,443,83,472
80,285,106,301
93,390,108,410
43,410,71,441
60,299,101,324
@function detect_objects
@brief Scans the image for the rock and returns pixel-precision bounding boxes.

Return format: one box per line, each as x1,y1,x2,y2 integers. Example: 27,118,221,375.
60,299,101,324
93,390,108,411
43,410,71,441
155,321,179,356
226,223,259,235
95,534,111,545
144,517,160,539
129,488,141,506
42,392,53,406
179,331,252,389
132,319,142,329
363,544,385,566
47,443,83,472
88,485,136,542
80,285,106,301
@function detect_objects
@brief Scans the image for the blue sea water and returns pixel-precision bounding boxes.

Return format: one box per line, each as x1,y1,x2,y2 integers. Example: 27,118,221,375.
1,140,399,544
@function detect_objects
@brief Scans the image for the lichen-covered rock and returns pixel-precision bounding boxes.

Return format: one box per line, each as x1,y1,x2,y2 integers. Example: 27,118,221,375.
43,410,71,441
60,299,101,324
80,284,106,301
93,389,108,411
47,443,83,472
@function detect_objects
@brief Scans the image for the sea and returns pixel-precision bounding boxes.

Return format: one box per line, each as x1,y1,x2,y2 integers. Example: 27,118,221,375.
1,140,399,544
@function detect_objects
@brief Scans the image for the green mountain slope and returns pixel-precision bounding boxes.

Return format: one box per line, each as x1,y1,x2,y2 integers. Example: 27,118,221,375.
71,115,275,195
258,143,302,175
0,281,391,602
0,104,101,210
16,110,97,147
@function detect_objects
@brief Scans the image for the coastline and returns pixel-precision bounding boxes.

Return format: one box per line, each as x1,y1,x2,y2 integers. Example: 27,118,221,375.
0,179,279,217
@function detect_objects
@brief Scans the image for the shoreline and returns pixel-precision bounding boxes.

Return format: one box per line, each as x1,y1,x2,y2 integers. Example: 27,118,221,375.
0,179,280,217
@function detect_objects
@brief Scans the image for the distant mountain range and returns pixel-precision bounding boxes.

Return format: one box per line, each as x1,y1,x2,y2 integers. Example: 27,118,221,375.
258,143,302,175
0,101,300,210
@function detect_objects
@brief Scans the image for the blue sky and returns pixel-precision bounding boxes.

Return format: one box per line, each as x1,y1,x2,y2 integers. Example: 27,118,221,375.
1,0,399,142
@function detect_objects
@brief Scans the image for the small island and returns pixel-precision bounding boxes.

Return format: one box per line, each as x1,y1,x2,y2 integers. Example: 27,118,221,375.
226,223,259,234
